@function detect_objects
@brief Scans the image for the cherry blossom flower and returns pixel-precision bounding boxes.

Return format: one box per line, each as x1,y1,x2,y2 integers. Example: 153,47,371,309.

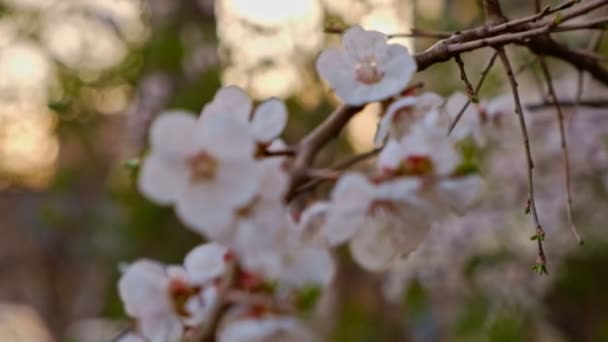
374,92,444,147
116,333,147,342
321,173,433,271
117,260,185,342
316,25,417,105
378,125,460,177
201,85,288,144
118,243,230,341
137,109,263,240
218,312,316,342
377,123,483,213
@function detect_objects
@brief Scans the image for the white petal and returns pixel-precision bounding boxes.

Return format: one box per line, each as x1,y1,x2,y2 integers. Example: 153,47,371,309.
218,317,315,342
197,114,255,161
251,98,288,143
332,172,375,201
176,161,260,240
118,260,169,318
149,111,199,158
295,202,330,246
315,48,358,99
116,333,147,342
375,178,421,202
343,25,387,61
375,44,417,97
184,243,228,284
139,313,183,342
322,173,375,245
437,175,484,214
280,247,335,287
350,208,430,271
137,154,189,205
201,85,252,124
377,139,404,172
375,96,419,147
257,157,289,201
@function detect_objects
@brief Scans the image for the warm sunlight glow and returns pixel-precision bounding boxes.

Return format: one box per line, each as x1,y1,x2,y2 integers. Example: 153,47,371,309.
0,303,54,342
346,103,381,153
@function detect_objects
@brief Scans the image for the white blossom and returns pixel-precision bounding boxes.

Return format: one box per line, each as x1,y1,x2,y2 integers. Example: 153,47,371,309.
374,92,444,146
322,173,433,271
218,314,316,342
118,243,229,341
201,85,288,144
377,125,460,177
183,242,230,285
137,108,265,240
117,260,183,342
316,25,417,105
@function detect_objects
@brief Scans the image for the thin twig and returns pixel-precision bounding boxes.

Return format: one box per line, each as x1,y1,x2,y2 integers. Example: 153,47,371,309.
285,105,363,200
527,98,608,109
261,148,296,157
454,54,475,99
497,47,547,274
537,56,583,245
325,27,450,39
293,147,382,196
448,51,499,134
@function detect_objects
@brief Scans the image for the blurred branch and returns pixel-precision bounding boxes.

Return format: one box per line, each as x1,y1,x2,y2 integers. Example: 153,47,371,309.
449,51,498,134
290,0,608,201
537,56,583,245
498,47,548,274
454,54,475,100
285,105,362,200
527,99,608,109
324,27,450,39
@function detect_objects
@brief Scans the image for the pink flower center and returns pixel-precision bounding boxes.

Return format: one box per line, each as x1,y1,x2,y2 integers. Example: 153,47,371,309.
356,58,384,84
401,155,434,176
168,278,200,317
187,151,217,181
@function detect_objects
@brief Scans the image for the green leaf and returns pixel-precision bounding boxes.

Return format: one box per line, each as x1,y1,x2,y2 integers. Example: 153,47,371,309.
294,284,322,317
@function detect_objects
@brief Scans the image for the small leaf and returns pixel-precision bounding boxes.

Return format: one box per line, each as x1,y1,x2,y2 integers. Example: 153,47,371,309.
123,158,141,171
294,284,322,316
532,263,548,275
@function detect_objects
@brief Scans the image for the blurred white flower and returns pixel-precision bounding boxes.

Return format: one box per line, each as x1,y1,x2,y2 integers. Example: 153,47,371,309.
137,109,263,239
201,85,288,144
117,260,183,342
118,243,230,341
316,25,416,105
184,243,230,285
377,125,459,177
218,314,316,342
322,173,433,271
116,332,147,342
374,92,444,147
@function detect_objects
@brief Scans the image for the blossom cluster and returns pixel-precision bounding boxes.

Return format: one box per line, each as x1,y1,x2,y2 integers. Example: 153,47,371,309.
117,26,511,341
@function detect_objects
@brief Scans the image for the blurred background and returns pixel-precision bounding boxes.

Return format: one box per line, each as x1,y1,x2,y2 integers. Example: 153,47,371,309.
0,0,607,341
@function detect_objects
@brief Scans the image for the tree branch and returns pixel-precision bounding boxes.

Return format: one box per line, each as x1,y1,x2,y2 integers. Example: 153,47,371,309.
497,47,548,274
449,51,499,134
285,105,362,200
537,56,583,245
